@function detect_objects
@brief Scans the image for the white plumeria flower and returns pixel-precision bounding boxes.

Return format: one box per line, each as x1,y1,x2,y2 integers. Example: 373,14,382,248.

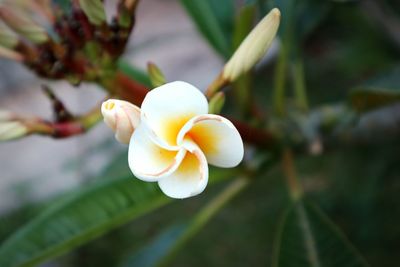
102,81,244,199
101,99,141,144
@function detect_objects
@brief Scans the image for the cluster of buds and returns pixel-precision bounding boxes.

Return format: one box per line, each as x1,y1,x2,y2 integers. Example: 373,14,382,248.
0,0,138,85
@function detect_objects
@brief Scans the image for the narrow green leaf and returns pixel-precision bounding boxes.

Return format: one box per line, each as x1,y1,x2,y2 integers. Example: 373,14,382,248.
0,166,236,267
0,177,171,267
273,200,369,267
179,0,231,58
207,0,235,44
349,67,400,112
232,4,256,50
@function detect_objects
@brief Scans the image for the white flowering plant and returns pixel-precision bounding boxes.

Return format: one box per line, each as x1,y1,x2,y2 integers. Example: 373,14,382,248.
0,0,399,266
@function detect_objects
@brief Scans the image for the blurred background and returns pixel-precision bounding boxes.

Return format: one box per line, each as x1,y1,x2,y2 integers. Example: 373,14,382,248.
0,0,400,266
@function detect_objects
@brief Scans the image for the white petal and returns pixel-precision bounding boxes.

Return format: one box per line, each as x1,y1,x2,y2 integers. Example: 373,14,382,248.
128,124,186,182
177,114,244,168
101,99,141,144
141,81,208,149
158,140,208,199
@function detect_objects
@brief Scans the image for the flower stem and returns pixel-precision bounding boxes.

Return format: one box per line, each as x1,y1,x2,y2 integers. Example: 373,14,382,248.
292,56,308,112
273,44,289,116
157,177,250,267
281,148,302,201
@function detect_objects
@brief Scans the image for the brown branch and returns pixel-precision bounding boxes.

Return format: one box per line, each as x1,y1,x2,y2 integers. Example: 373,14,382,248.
229,118,277,149
20,103,102,139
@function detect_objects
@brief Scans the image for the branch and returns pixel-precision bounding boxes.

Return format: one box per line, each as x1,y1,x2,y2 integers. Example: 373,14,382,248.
0,104,102,141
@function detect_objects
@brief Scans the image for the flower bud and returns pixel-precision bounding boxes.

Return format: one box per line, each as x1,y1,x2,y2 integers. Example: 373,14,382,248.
122,0,139,11
0,45,23,61
208,92,225,114
0,23,18,49
79,0,106,26
223,8,281,81
147,62,166,88
101,99,141,144
0,110,14,121
0,121,28,141
0,6,48,44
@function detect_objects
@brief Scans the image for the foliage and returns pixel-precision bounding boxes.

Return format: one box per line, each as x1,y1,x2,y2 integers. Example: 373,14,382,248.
1,0,400,266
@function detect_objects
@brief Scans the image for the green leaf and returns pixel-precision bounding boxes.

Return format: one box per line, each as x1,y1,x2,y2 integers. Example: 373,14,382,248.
0,165,237,267
0,177,171,267
207,0,235,44
273,200,369,267
232,4,256,50
179,0,231,58
349,67,400,112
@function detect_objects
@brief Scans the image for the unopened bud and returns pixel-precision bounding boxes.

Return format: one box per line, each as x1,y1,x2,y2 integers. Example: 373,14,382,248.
0,23,18,49
0,110,14,121
0,6,48,44
208,92,225,114
123,0,139,11
147,62,166,88
223,8,280,81
0,45,23,61
79,0,106,26
0,121,28,141
101,99,141,144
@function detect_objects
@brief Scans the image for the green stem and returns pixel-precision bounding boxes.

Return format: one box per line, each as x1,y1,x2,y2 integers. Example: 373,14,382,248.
292,56,308,111
157,177,250,267
273,45,289,116
281,148,303,201
77,104,103,130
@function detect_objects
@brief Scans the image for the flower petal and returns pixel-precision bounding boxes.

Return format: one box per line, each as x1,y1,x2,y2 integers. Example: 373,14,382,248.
128,124,186,182
158,140,208,199
177,114,244,168
141,81,208,149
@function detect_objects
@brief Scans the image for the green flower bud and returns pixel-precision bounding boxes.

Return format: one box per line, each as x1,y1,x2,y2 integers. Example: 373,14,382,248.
79,0,107,26
208,92,225,114
223,8,281,81
0,45,23,61
0,121,28,141
0,6,48,44
0,23,18,49
0,110,14,121
147,62,166,88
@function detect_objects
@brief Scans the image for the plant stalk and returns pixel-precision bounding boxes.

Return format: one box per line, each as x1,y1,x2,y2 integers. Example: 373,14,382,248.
281,148,302,201
292,56,308,111
157,177,250,267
